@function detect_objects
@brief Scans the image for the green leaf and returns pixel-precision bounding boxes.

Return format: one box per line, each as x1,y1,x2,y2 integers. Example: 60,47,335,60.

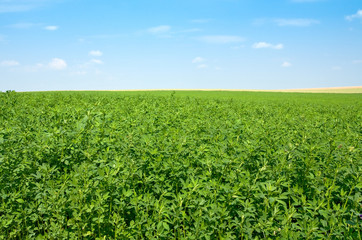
157,221,164,231
35,235,45,240
163,222,170,231
346,220,356,226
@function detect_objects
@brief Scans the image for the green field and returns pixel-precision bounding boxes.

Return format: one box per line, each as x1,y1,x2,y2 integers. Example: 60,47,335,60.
0,91,361,239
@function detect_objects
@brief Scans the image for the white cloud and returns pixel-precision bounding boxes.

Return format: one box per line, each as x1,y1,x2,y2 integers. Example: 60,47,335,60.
346,10,362,21
91,59,103,64
192,57,205,63
1,60,20,67
197,35,244,44
44,25,58,31
352,60,362,64
197,64,208,69
48,58,67,70
281,62,292,67
253,42,283,50
147,25,171,34
275,19,320,27
89,50,103,57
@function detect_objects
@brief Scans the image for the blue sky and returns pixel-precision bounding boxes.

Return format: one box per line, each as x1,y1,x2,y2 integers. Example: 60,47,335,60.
0,0,361,91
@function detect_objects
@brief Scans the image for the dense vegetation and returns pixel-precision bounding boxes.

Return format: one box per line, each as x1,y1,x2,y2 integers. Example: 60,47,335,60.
0,90,361,239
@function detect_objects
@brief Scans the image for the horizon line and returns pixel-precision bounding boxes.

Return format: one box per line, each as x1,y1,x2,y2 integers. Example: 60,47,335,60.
16,86,362,93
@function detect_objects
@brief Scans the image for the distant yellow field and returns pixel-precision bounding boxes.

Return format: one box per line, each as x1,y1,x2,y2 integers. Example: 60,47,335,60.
112,86,362,94
272,86,362,93
32,86,361,94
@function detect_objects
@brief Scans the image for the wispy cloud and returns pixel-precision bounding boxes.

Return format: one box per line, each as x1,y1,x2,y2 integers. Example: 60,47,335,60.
197,35,244,44
281,62,292,67
91,59,103,64
346,10,362,21
192,57,205,63
352,60,362,64
192,57,208,69
70,58,104,76
44,25,58,31
7,22,60,31
252,42,283,50
254,18,319,27
7,22,38,29
89,50,103,57
48,58,67,70
21,63,47,72
1,60,20,67
147,25,171,34
146,26,202,38
275,18,320,27
0,0,55,13
0,3,35,13
197,64,208,69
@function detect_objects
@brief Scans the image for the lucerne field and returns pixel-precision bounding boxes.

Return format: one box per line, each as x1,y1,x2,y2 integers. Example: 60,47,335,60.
0,90,361,239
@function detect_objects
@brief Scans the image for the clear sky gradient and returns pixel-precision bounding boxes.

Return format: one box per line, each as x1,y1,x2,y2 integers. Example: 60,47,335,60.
0,0,361,91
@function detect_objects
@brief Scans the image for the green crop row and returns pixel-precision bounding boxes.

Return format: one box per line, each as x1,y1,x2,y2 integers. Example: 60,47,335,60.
0,91,361,239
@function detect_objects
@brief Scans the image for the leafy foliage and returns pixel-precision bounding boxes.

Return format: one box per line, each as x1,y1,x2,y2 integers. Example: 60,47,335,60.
0,91,361,239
